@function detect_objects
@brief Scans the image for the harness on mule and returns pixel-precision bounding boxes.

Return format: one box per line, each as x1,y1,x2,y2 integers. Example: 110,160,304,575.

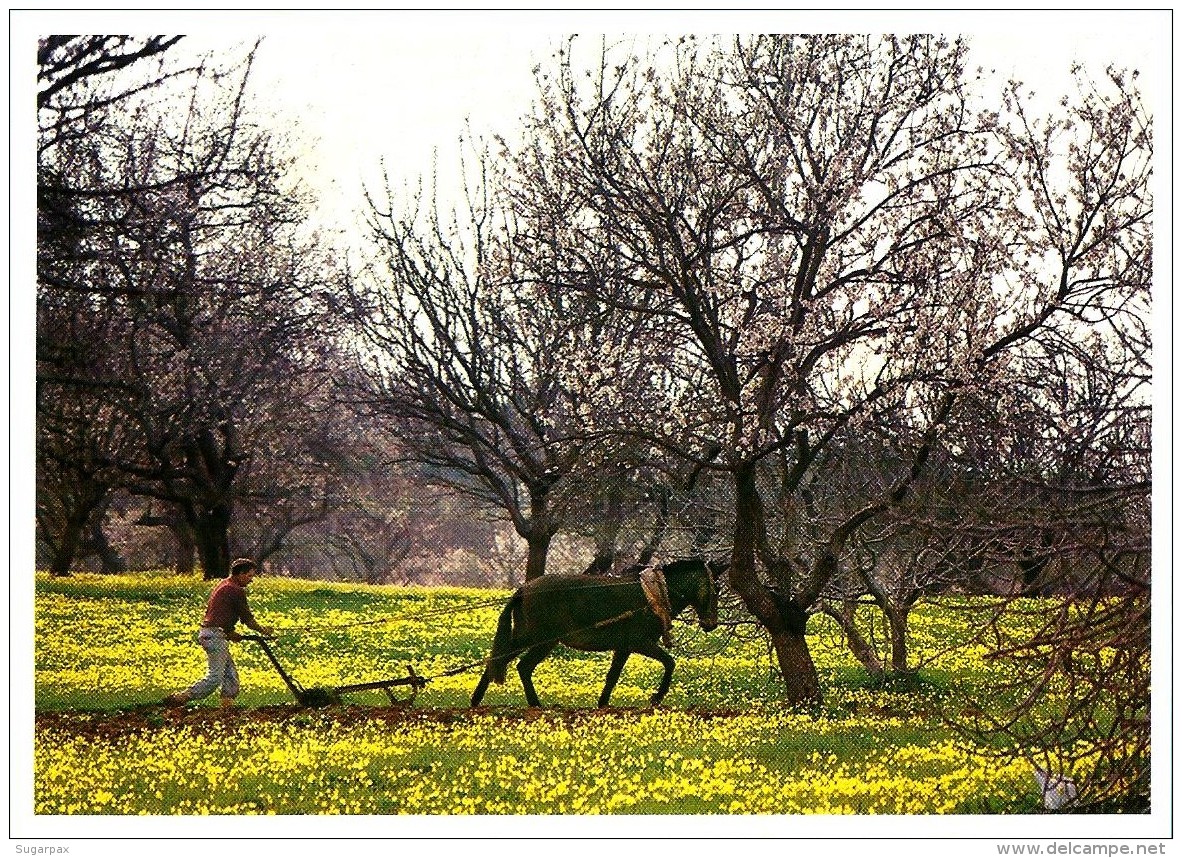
639,563,674,647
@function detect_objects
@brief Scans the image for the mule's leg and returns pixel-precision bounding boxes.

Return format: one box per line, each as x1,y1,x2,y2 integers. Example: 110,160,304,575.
598,650,631,708
470,665,495,707
634,641,676,706
517,642,557,707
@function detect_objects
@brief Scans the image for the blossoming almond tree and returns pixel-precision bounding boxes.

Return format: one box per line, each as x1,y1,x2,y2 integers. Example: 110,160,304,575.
508,35,1150,704
347,142,683,580
37,39,342,579
943,66,1152,808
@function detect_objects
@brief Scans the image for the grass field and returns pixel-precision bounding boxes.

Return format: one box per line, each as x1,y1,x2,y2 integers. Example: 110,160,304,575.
33,572,1062,814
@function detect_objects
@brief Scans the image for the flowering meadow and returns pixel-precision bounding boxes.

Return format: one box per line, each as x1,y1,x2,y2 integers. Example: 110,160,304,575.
34,572,1056,814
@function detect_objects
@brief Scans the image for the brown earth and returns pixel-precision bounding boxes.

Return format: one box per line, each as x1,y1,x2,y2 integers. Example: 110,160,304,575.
34,704,747,741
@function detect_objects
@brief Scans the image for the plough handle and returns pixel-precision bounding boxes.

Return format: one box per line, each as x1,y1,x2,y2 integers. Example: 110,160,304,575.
243,634,306,698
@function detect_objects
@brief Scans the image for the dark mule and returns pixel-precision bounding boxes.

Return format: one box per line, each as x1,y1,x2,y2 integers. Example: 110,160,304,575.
470,558,723,708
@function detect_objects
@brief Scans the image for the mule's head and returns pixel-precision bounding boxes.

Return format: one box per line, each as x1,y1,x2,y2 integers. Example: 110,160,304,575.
664,558,721,631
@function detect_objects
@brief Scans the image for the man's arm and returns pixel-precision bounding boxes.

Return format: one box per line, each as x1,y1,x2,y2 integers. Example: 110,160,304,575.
238,592,274,638
244,619,275,637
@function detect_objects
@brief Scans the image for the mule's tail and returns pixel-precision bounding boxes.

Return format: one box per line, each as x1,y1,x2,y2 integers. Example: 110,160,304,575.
488,589,521,684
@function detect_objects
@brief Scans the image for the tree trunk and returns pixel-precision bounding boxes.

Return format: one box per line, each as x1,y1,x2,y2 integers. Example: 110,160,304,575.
189,504,232,580
1020,554,1050,596
768,626,822,704
521,488,555,581
77,494,124,574
524,529,552,581
885,602,911,674
1020,529,1057,596
174,523,196,576
822,599,886,679
730,461,822,705
90,520,127,574
48,509,87,576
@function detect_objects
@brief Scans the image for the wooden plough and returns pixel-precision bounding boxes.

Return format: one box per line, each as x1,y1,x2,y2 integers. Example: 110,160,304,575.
243,635,427,707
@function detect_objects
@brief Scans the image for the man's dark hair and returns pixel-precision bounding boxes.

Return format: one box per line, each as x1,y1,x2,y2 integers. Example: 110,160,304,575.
229,558,257,577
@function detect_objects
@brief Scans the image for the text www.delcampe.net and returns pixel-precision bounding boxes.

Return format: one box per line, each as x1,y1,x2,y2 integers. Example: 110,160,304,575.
997,844,1167,856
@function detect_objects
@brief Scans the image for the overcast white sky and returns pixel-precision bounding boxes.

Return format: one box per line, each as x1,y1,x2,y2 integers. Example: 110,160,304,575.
235,10,1167,235
15,9,1170,240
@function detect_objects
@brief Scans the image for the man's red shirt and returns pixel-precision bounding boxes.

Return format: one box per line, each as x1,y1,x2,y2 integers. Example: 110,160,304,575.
201,577,257,634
